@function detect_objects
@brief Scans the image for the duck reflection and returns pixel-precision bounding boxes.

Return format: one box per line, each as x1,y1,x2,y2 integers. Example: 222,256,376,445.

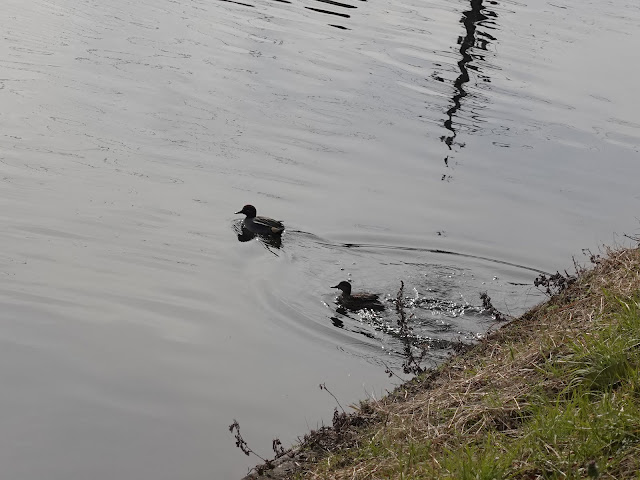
233,221,283,251
330,316,345,328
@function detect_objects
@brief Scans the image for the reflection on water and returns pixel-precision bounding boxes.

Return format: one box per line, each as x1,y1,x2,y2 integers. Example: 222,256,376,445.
233,220,283,252
305,0,358,26
220,0,361,29
1,0,639,478
441,0,497,176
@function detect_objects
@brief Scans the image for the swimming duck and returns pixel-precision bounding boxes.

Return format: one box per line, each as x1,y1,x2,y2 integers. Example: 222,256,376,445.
332,280,385,311
235,205,284,236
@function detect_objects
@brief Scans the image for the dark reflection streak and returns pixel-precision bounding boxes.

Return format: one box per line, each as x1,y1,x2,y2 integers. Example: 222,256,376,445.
330,316,345,328
440,1,496,164
329,309,379,340
329,24,350,30
269,0,292,3
233,222,282,254
314,0,357,9
479,31,497,41
218,0,255,6
305,7,351,18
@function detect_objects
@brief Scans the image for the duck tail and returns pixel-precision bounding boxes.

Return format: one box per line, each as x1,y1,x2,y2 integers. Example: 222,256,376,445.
271,226,285,234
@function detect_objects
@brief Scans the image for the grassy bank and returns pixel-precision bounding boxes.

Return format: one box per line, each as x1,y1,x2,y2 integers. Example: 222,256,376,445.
268,246,640,480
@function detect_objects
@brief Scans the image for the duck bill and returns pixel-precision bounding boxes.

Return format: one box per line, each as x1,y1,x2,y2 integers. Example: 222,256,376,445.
234,210,243,214
331,285,340,289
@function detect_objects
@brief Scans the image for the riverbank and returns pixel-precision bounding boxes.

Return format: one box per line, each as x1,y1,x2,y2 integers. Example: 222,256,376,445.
242,245,640,479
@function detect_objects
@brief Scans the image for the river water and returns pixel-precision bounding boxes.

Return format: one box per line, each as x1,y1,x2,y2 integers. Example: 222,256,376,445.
1,0,639,478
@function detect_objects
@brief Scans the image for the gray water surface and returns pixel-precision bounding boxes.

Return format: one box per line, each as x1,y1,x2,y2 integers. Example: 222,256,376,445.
1,0,639,478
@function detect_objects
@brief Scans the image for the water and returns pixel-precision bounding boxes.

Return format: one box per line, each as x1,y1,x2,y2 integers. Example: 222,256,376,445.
1,0,639,478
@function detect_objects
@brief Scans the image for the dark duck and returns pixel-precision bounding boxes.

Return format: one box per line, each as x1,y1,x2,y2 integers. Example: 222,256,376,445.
331,281,385,311
235,204,284,236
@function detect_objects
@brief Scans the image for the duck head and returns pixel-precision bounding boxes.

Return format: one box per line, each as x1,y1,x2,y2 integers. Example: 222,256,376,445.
235,204,257,218
331,281,352,296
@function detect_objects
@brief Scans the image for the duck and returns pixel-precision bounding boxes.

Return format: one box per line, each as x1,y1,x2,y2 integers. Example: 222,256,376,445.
235,205,284,236
331,280,385,311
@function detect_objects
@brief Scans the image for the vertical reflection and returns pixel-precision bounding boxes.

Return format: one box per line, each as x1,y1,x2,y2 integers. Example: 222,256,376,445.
440,0,498,176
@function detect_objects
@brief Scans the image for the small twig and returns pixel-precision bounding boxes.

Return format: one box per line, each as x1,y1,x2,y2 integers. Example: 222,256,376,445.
319,383,346,413
534,270,576,296
623,233,640,244
394,281,427,375
381,360,406,381
228,420,272,468
479,292,510,322
272,438,286,458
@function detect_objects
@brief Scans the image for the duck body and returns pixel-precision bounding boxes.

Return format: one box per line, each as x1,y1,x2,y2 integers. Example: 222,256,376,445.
332,281,385,311
235,205,284,235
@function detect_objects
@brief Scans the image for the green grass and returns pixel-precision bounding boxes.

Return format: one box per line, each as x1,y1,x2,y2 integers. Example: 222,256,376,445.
565,296,640,394
440,296,640,479
441,433,515,480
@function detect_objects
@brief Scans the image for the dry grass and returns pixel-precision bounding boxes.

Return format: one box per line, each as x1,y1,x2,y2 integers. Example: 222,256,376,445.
298,246,640,480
